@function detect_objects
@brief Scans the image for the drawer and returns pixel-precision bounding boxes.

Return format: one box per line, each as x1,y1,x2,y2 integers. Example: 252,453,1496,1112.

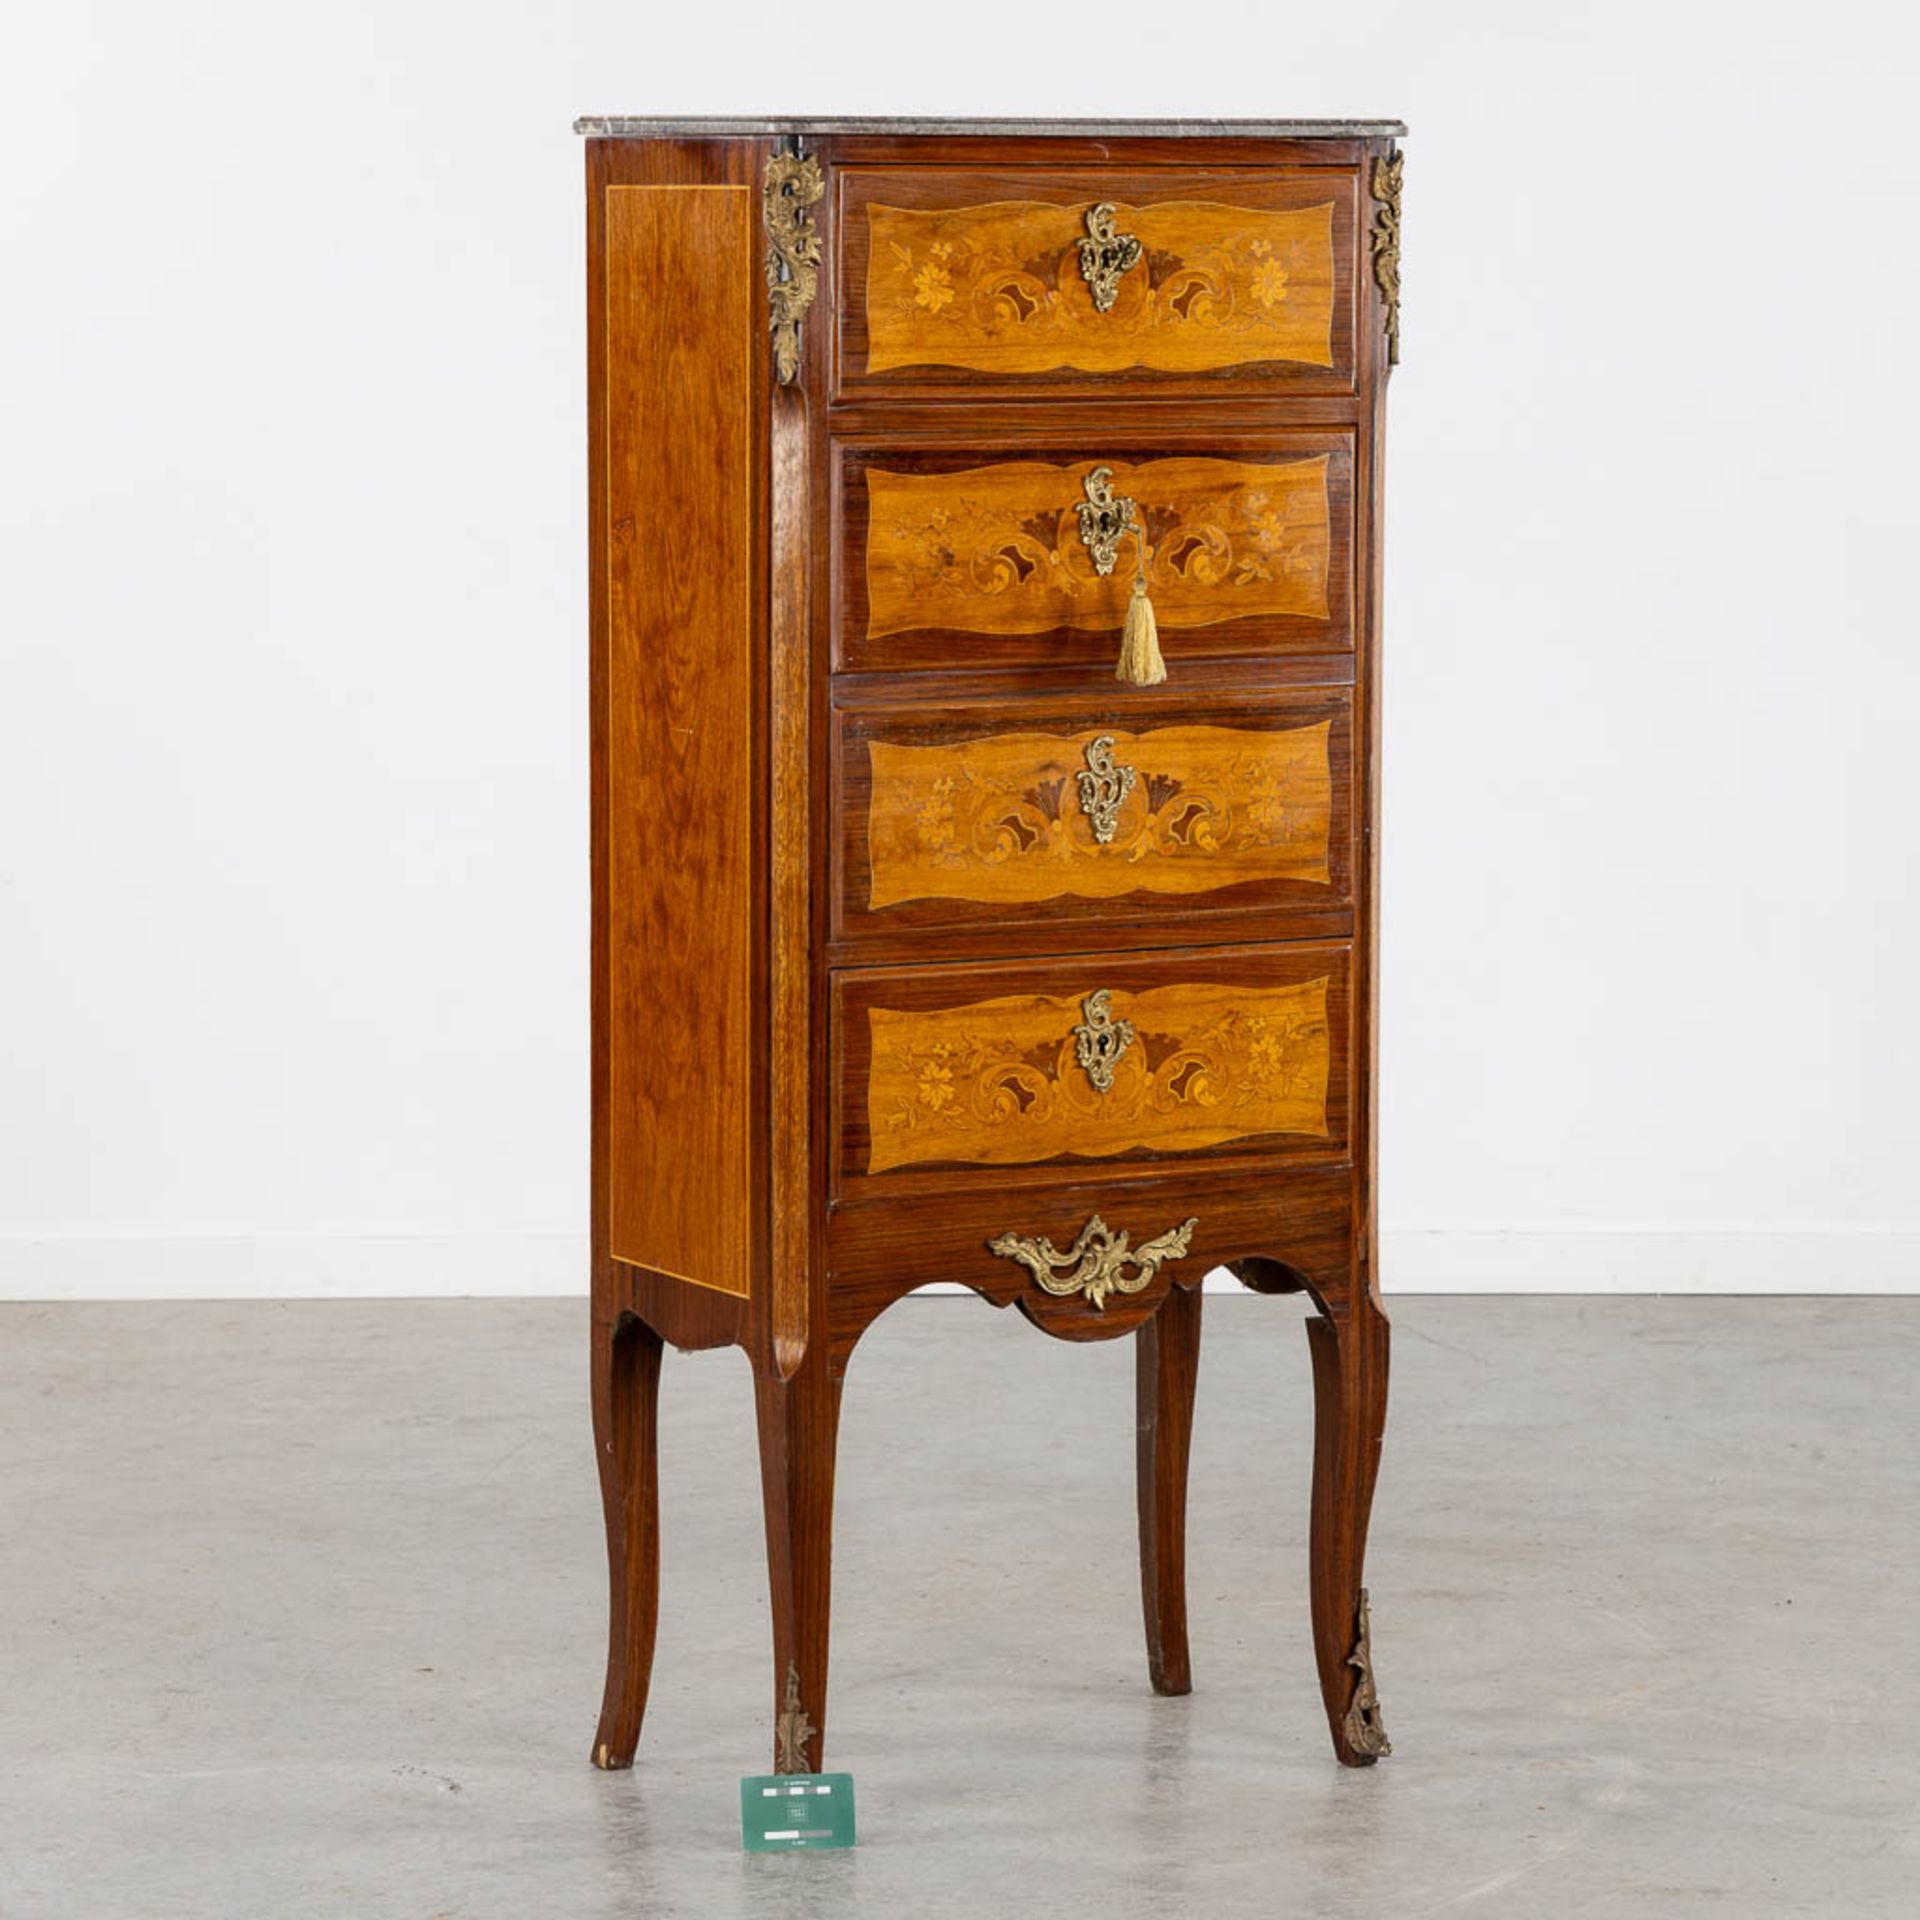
834,168,1360,398
832,942,1350,1197
834,693,1353,948
834,432,1353,674
825,1164,1357,1320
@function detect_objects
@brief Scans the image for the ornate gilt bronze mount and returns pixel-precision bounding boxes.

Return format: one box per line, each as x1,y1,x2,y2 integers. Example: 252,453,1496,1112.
987,1212,1196,1311
1077,202,1143,312
774,1660,816,1773
1369,152,1402,367
1075,734,1137,844
1071,989,1135,1093
764,149,825,385
1074,466,1137,576
1343,1589,1392,1758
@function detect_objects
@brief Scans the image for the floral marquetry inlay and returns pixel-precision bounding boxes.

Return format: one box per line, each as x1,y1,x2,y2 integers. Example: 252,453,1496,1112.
865,722,1333,910
864,198,1336,375
864,978,1332,1175
864,456,1330,642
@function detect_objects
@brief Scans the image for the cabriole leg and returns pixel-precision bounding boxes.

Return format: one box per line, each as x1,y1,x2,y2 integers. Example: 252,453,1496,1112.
1135,1283,1203,1695
591,1311,664,1770
1305,1282,1392,1765
755,1346,843,1774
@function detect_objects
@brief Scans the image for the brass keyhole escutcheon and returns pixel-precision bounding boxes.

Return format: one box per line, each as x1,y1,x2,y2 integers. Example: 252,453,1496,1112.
1075,466,1136,576
1075,467,1166,688
1077,203,1143,312
1072,989,1135,1094
1076,735,1136,845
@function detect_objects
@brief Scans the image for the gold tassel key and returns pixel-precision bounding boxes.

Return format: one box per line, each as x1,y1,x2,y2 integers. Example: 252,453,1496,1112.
1114,519,1165,686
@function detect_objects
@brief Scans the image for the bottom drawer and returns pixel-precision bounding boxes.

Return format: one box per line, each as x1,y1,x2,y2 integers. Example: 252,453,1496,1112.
832,940,1350,1197
826,1162,1359,1344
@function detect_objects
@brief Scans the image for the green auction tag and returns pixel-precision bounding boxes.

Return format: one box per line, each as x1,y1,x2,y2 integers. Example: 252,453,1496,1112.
739,1772,856,1852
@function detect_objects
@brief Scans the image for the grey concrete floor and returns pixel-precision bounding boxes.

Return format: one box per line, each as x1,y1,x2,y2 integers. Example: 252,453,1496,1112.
1,1295,1916,1918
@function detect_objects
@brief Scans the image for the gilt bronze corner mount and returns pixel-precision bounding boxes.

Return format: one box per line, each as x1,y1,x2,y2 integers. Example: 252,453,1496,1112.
764,149,825,385
1368,152,1403,367
774,1660,816,1774
1343,1589,1392,1758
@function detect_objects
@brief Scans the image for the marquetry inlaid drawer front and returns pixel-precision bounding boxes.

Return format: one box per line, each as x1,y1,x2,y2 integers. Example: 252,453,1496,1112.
832,943,1350,1195
836,434,1353,674
835,168,1359,397
834,696,1352,945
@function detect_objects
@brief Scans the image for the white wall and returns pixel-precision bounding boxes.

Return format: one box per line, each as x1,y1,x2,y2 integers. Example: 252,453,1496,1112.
2,1,1915,1298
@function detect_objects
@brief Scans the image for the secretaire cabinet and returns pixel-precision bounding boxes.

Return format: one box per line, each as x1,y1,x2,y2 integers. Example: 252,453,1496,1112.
579,116,1403,1780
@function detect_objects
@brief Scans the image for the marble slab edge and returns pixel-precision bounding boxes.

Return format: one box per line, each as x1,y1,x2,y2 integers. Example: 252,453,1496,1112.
573,116,1406,140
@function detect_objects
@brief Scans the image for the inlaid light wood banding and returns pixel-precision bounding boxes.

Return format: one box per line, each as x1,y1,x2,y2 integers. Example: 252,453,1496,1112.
864,199,1336,375
866,722,1333,909
864,456,1330,641
865,979,1331,1174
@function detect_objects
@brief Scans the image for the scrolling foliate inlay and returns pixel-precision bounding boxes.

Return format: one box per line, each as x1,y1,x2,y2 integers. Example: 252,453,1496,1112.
865,722,1333,910
865,198,1336,375
864,977,1332,1174
764,150,824,385
864,456,1330,642
1369,152,1402,367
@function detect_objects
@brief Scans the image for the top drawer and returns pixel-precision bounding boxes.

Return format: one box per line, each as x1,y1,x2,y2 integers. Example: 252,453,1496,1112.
835,167,1360,400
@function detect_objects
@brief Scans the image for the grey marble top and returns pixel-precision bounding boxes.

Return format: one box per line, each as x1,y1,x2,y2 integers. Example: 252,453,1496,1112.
573,115,1404,140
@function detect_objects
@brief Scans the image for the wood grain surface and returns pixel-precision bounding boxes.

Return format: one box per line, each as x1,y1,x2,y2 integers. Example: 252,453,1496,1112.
834,430,1354,674
585,126,1400,1777
603,181,755,1299
863,454,1330,640
862,976,1331,1173
833,691,1359,960
1137,1283,1202,1694
863,196,1336,375
825,1160,1358,1353
836,941,1353,1195
834,163,1359,399
863,719,1334,909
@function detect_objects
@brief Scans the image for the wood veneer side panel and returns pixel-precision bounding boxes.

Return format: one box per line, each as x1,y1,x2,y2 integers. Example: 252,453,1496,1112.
603,173,757,1300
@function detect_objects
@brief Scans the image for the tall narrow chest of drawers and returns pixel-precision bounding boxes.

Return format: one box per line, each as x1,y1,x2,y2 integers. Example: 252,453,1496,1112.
579,115,1404,1776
